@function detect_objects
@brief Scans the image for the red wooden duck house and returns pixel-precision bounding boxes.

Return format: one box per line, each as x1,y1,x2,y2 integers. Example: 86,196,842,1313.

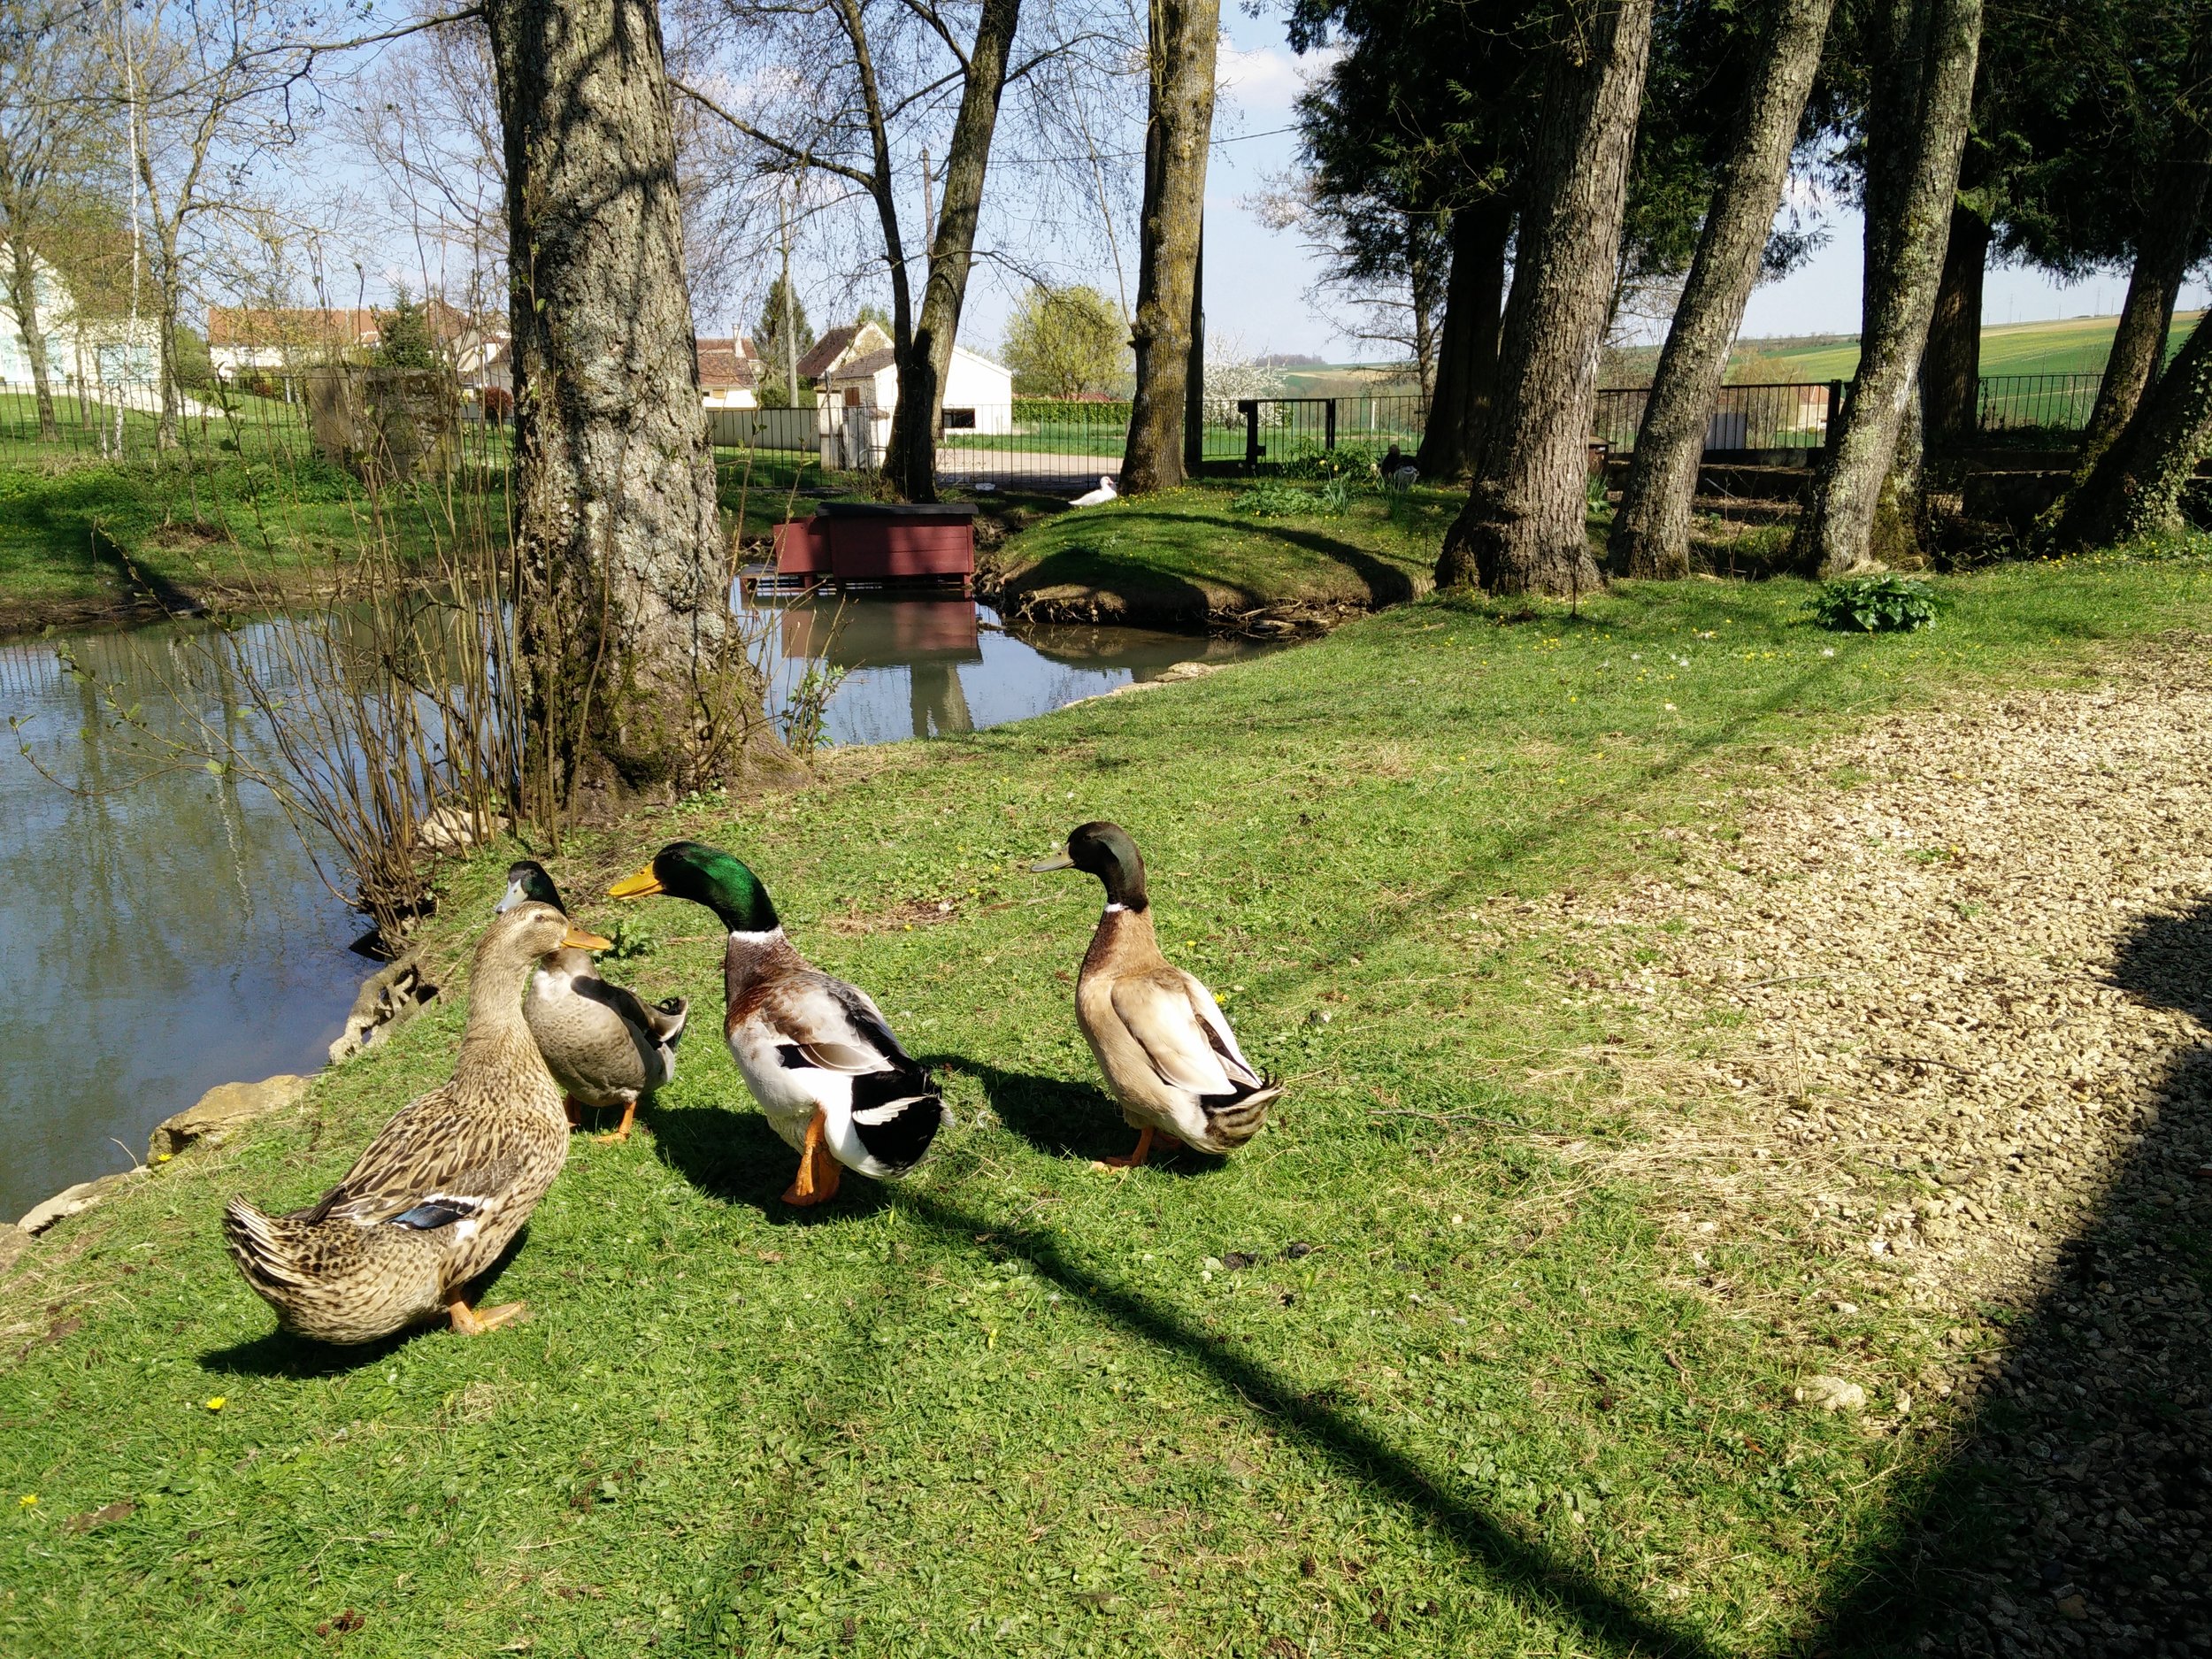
760,501,977,595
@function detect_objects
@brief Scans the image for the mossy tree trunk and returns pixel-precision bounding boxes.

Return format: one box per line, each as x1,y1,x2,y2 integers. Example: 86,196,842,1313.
2079,130,2212,469
1607,0,1837,579
1415,197,1509,484
882,0,1024,502
2047,310,2212,550
1,236,60,441
1435,0,1655,596
1120,0,1218,495
1793,0,1982,577
484,0,787,811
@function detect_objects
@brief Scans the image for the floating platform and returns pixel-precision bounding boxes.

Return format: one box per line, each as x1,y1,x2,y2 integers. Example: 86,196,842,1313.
747,501,977,595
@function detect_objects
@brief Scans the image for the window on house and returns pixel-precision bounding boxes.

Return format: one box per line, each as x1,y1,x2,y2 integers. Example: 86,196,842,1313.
842,387,862,407
943,408,976,429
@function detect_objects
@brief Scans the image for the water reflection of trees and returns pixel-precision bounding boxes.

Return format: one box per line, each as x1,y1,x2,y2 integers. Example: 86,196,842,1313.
0,625,360,1222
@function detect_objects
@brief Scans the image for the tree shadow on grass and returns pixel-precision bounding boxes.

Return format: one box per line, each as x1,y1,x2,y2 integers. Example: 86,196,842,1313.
942,1056,1221,1172
886,1185,1715,1657
650,1099,890,1225
1805,902,2212,1655
198,1225,535,1377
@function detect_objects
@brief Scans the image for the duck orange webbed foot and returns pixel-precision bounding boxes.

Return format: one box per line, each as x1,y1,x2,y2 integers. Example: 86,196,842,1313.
1092,1125,1171,1171
780,1109,843,1208
448,1297,527,1335
594,1101,640,1144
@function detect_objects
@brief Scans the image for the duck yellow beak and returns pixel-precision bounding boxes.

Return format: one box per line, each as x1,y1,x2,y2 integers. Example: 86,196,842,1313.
1027,851,1075,872
562,924,613,951
609,865,664,898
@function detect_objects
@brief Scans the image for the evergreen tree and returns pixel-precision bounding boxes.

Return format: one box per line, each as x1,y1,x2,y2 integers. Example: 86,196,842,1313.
753,276,814,406
374,288,442,370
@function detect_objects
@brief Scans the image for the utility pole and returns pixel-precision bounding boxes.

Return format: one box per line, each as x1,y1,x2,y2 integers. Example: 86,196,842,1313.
780,183,798,405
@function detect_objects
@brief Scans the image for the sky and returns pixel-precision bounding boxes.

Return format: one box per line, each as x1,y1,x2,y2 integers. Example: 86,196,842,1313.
1182,7,2212,362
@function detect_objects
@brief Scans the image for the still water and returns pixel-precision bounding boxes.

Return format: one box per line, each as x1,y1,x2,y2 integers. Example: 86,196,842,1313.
0,598,1263,1221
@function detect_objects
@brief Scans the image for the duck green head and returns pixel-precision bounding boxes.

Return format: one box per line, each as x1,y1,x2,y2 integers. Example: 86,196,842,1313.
496,860,565,915
1030,820,1148,910
610,841,781,933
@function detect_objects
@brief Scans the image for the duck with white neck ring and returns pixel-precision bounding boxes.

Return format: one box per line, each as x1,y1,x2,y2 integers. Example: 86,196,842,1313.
1031,821,1280,1168
609,841,949,1207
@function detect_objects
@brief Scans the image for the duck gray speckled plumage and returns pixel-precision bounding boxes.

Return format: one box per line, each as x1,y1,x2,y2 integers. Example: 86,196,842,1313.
222,901,609,1344
499,861,687,1142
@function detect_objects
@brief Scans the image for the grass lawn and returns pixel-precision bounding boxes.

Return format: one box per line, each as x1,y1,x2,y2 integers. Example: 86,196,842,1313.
5,543,2210,1655
1709,311,2205,386
984,478,1462,625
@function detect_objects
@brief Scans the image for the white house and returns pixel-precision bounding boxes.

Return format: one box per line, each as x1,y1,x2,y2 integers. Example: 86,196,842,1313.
206,306,382,380
817,342,1014,468
0,246,157,387
695,335,760,408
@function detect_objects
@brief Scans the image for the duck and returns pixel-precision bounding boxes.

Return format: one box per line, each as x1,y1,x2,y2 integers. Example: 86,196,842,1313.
610,841,948,1207
222,901,610,1343
497,860,687,1143
1031,821,1280,1166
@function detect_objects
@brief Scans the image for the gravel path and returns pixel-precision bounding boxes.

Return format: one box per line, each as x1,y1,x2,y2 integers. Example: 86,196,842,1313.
1540,642,2212,1653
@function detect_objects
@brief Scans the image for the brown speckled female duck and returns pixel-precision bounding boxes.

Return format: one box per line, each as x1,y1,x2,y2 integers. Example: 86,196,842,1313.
1032,821,1281,1167
222,901,609,1344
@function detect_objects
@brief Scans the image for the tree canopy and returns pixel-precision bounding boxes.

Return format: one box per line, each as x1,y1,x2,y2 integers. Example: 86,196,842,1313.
1002,283,1127,397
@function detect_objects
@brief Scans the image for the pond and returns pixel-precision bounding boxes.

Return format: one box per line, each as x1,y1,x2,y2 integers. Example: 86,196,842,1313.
0,597,1267,1223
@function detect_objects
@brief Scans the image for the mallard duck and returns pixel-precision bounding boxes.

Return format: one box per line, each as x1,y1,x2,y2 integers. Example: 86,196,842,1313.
498,860,687,1143
1031,821,1280,1166
610,841,948,1207
222,901,610,1343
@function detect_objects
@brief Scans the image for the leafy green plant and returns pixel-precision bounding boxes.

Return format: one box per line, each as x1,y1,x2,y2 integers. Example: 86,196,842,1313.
1285,442,1385,484
603,916,659,959
1231,480,1341,518
1808,574,1942,632
779,661,849,760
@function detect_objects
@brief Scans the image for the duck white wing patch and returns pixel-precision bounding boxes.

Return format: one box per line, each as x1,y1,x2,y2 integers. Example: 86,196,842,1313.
1178,971,1264,1087
1110,975,1238,1097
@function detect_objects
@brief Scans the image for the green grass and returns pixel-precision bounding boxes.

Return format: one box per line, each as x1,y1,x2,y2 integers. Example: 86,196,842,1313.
0,455,506,620
1714,311,2204,385
987,478,1456,621
6,545,2210,1654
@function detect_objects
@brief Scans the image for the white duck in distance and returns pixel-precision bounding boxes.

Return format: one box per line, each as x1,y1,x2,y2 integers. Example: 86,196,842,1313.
608,841,949,1207
497,860,687,1143
1031,821,1281,1168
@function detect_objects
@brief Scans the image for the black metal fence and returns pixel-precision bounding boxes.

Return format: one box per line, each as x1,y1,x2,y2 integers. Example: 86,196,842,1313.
1977,373,2104,435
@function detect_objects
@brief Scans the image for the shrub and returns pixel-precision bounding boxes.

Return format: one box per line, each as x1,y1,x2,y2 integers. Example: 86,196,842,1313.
1230,479,1344,518
1284,442,1386,484
1809,574,1942,632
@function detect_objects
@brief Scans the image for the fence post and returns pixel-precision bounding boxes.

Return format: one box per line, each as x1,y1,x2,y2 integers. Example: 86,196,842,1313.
1325,397,1337,451
1825,379,1845,449
1239,399,1260,472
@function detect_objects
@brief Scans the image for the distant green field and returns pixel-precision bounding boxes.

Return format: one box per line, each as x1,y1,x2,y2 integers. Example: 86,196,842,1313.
1721,311,2201,384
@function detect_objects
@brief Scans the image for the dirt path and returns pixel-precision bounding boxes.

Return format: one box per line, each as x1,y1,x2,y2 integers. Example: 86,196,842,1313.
1541,641,2212,1651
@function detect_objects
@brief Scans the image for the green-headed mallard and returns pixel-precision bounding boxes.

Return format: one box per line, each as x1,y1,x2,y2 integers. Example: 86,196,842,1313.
222,901,611,1343
1031,821,1280,1167
610,841,948,1207
498,860,687,1144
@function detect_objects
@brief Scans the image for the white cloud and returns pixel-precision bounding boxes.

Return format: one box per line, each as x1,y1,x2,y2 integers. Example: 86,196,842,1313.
1214,43,1337,120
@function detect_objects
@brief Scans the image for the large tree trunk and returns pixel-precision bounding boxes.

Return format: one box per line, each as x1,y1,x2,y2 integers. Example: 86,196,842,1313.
1608,0,1837,579
2047,310,2212,549
3,237,60,441
2079,134,2212,467
1120,0,1218,495
1794,0,1982,576
1922,201,1989,444
1416,197,1509,483
484,0,785,808
883,0,1024,502
1435,0,1655,595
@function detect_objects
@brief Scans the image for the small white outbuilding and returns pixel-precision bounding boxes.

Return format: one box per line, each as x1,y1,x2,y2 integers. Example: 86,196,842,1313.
818,342,1014,468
